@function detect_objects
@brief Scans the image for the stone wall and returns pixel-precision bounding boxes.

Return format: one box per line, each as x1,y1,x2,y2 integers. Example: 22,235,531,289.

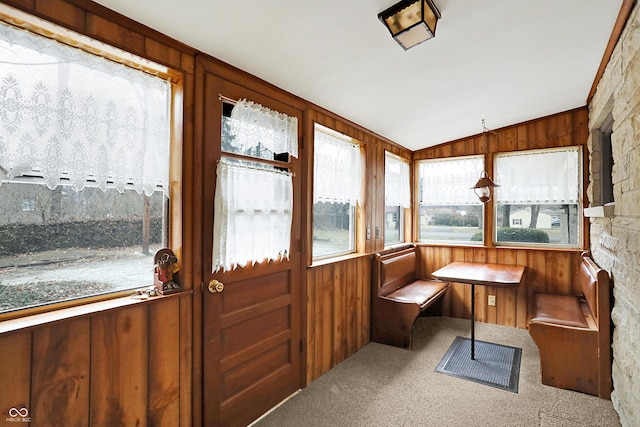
588,4,640,426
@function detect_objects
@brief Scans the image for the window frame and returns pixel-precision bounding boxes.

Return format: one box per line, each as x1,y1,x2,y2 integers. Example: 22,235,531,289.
383,151,410,247
492,146,583,249
311,124,364,261
417,155,486,245
0,8,183,321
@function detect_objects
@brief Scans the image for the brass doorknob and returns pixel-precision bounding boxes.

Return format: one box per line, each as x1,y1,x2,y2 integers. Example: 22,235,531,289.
208,280,224,293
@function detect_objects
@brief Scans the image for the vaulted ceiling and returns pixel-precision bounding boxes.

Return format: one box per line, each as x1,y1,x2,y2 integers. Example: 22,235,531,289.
94,0,623,151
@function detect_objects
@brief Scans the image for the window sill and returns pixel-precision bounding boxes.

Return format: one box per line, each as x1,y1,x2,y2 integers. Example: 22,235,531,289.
309,252,369,268
584,203,615,218
0,290,192,335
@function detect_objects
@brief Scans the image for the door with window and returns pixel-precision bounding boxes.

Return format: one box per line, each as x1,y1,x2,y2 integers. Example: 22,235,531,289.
197,58,303,427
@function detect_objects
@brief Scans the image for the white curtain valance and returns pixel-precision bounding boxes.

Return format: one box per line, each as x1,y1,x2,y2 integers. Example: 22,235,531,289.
229,99,298,159
385,154,410,208
212,159,293,272
0,21,171,197
495,148,580,204
420,156,484,206
313,128,361,204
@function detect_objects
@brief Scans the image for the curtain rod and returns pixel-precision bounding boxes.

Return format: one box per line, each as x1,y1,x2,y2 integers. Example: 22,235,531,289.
217,158,295,177
218,94,237,104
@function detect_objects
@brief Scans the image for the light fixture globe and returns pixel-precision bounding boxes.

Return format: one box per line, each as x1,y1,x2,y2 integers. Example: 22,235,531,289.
378,0,441,50
471,171,498,203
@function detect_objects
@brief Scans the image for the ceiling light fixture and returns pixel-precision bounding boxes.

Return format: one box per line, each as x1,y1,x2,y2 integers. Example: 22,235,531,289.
378,0,441,50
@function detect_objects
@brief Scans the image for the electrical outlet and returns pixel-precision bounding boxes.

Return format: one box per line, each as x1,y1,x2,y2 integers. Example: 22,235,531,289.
488,295,496,306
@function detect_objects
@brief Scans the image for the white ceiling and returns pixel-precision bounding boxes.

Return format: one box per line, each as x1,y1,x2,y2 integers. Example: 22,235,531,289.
94,0,622,151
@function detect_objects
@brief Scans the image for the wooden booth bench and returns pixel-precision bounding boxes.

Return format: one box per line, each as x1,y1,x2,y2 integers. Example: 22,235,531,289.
527,252,612,398
371,244,449,349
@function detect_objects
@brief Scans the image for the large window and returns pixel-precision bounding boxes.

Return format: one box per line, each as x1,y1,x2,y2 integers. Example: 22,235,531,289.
313,125,361,259
0,19,174,315
494,147,582,247
418,156,484,244
384,153,410,246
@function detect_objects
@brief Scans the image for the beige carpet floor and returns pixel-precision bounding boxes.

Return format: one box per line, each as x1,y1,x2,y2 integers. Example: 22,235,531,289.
256,316,621,427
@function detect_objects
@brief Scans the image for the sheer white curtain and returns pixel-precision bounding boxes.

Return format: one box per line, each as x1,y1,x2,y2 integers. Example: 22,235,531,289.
313,128,361,204
212,100,297,272
0,21,171,196
495,148,580,203
420,156,484,205
229,99,298,158
385,153,410,208
212,160,293,272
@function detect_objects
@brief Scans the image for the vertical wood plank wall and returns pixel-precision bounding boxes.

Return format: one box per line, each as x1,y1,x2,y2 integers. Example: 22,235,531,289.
0,296,191,427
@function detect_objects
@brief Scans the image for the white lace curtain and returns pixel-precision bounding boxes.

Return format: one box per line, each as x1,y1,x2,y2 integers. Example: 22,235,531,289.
385,153,410,208
313,128,361,204
229,99,298,158
212,159,293,272
420,156,484,205
0,21,171,196
495,148,580,204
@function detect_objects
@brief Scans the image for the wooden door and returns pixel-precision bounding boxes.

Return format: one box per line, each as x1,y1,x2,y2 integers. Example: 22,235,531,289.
197,57,303,427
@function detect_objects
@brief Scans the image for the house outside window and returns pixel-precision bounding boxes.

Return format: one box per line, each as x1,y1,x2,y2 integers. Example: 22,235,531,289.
494,147,582,247
0,19,174,315
418,156,484,244
312,125,362,259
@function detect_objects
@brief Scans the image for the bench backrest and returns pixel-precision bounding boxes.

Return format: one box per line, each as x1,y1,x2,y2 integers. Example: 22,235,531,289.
579,252,611,331
374,246,417,297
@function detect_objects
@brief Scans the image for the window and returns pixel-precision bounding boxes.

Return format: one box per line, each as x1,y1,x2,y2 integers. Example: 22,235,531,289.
494,147,581,247
0,19,174,315
418,156,484,244
212,99,297,272
313,125,361,259
599,113,614,205
384,153,410,246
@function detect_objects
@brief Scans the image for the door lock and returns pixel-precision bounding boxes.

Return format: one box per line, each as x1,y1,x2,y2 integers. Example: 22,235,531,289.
208,280,224,293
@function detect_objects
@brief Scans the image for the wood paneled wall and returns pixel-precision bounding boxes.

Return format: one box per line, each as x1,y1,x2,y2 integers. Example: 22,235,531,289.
0,296,191,427
414,108,588,160
305,256,371,384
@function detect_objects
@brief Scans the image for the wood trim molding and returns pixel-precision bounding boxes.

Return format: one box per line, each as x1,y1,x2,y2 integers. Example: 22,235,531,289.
587,0,637,103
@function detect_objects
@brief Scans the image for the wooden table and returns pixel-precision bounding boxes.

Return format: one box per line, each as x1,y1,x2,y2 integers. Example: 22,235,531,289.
431,261,525,359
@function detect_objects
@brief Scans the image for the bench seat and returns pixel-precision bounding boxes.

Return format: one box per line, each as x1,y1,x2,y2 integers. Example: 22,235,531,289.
384,279,449,309
529,293,589,328
372,245,449,349
527,252,611,398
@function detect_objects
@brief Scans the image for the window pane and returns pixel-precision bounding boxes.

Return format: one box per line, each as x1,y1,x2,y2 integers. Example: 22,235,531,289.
419,205,483,243
495,203,579,245
494,147,581,247
418,156,484,244
312,125,361,259
221,101,296,161
384,153,409,246
0,182,166,313
384,205,402,245
0,21,172,314
312,201,354,258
